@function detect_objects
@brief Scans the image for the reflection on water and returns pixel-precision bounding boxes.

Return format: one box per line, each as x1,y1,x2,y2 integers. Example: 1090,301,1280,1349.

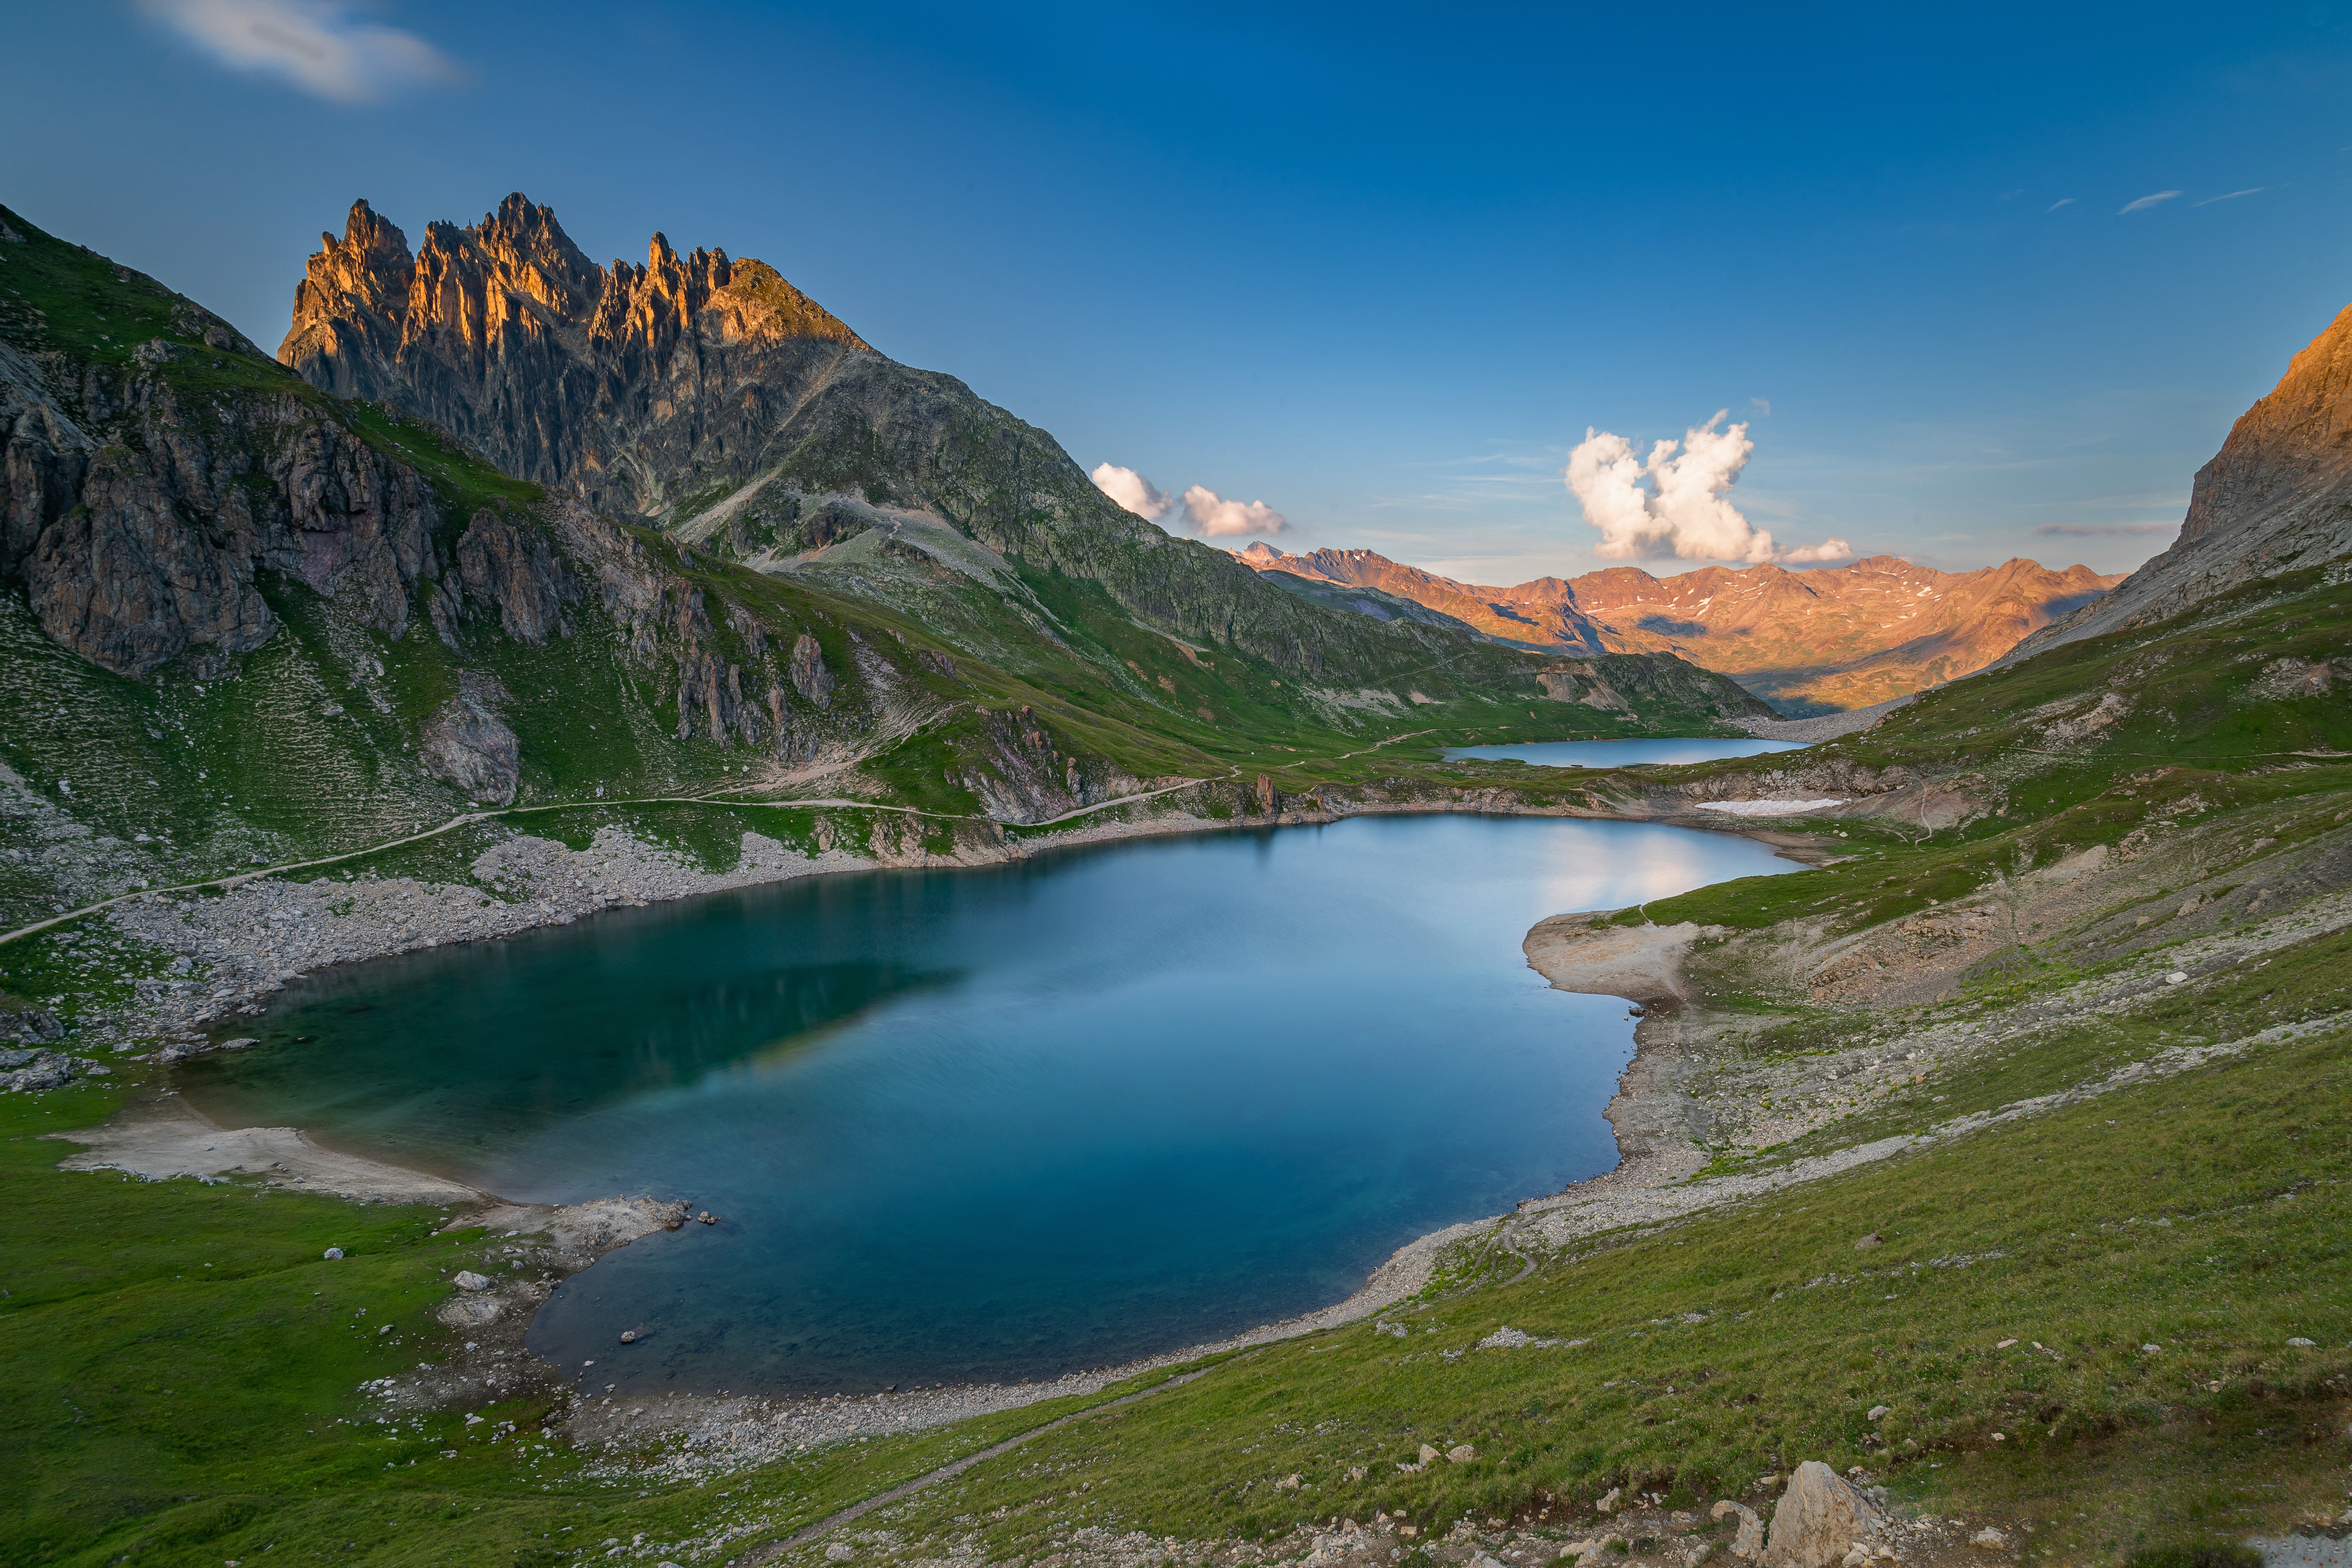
1442,737,1807,769
187,815,1793,1394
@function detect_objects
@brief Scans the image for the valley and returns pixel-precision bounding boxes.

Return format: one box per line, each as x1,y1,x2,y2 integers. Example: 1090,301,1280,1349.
0,185,2347,1568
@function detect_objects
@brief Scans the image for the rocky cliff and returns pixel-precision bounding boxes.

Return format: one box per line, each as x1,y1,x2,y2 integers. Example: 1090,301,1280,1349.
2010,297,2352,658
0,212,448,678
1240,543,2118,713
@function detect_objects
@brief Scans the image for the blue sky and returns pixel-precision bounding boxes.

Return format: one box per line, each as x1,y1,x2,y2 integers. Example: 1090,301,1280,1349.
10,2,2352,584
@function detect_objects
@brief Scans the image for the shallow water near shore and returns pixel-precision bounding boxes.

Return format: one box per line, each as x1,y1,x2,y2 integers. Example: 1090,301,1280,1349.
1441,737,1808,768
181,815,1793,1396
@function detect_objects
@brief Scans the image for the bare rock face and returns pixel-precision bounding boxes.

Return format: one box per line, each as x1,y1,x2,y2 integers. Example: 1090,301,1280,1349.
0,332,440,678
788,633,834,709
420,688,521,805
1761,1462,1885,1568
279,194,869,516
2013,296,2352,660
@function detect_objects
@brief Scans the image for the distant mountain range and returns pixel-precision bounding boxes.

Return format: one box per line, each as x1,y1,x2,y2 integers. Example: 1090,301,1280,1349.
1237,544,2123,714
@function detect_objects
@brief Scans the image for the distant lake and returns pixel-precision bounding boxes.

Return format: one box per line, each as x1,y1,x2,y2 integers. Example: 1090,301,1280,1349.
181,815,1793,1396
1443,737,1808,768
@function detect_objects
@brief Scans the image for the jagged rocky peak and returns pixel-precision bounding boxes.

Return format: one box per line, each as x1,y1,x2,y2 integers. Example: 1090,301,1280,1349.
280,193,867,399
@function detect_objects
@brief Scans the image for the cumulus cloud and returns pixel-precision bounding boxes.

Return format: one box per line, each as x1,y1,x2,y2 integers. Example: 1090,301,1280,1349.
139,0,461,103
1091,462,1175,522
2118,190,2182,215
1564,411,1848,566
1180,485,1285,538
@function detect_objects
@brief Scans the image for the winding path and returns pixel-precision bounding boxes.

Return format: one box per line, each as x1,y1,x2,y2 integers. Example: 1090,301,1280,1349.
729,1368,1220,1567
0,774,1237,949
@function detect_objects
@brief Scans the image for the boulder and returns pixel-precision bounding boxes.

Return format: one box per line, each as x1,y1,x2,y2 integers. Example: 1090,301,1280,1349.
419,694,521,806
1712,1500,1765,1559
453,1270,494,1290
1762,1462,1884,1568
1446,1444,1477,1464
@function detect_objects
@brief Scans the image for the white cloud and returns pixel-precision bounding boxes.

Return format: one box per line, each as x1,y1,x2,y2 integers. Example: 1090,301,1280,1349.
1749,396,1772,416
1565,411,1847,565
2193,188,2267,207
1091,462,1175,522
2047,197,2078,212
2118,190,2182,215
139,0,461,103
1180,485,1285,538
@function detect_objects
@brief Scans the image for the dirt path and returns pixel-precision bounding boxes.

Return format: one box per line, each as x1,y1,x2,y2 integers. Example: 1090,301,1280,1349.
730,1369,1216,1566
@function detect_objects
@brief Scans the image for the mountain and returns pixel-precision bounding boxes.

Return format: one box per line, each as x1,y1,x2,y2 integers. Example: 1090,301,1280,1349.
1239,543,2120,713
0,202,1770,925
1236,544,1611,654
2009,294,2352,659
275,195,1763,727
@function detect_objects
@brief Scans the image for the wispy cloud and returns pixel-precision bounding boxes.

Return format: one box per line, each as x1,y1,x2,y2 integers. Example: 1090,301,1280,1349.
2118,190,2183,215
138,0,461,103
2193,187,2268,207
1749,396,1771,416
1180,485,1285,538
1090,463,1175,522
2033,523,2173,538
2047,197,2077,212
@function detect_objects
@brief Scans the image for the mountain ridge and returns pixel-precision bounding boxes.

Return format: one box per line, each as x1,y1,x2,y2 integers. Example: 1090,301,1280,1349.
1240,543,2121,713
2009,292,2352,659
275,195,1743,713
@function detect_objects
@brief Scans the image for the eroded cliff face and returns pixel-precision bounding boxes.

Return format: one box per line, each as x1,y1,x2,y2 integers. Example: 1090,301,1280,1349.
0,308,440,678
2012,298,2352,658
279,194,871,516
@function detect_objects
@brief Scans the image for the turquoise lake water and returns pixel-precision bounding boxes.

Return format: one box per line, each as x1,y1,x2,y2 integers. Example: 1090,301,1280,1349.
179,814,1793,1395
1441,737,1807,768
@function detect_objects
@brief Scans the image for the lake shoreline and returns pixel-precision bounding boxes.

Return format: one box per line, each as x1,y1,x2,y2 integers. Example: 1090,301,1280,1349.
56,795,1843,1464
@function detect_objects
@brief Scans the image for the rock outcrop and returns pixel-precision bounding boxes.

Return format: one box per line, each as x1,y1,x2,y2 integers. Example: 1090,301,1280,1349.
2010,295,2352,658
1761,1461,1884,1568
0,323,440,678
419,679,522,805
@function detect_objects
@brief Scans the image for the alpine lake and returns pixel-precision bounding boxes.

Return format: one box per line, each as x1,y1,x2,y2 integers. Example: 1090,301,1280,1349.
179,778,1799,1397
